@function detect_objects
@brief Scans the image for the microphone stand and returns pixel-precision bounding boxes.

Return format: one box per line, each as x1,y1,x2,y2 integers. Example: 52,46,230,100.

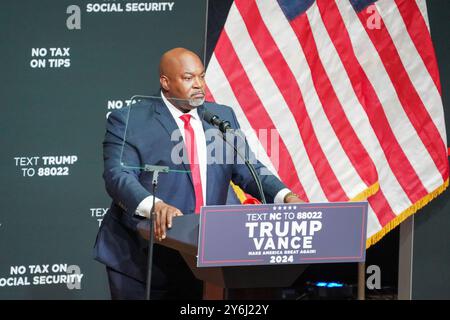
221,130,267,204
201,109,266,204
143,164,169,300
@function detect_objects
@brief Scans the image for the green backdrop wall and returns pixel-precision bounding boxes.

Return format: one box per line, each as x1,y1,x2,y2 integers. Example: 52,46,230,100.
0,0,207,299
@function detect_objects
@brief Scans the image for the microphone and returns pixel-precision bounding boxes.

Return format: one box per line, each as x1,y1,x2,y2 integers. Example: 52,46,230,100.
203,110,232,133
202,109,267,204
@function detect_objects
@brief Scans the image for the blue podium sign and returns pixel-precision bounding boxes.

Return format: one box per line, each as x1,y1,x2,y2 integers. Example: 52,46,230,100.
197,202,368,267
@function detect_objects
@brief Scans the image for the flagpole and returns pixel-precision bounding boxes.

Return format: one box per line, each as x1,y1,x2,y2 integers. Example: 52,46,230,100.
357,262,365,300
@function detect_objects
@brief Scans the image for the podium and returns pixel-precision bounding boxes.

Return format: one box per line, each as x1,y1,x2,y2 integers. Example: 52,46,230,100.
137,202,368,300
137,214,307,299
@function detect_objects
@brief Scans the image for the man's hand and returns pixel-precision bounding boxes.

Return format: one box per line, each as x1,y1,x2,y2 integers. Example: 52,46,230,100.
152,201,183,241
284,192,305,204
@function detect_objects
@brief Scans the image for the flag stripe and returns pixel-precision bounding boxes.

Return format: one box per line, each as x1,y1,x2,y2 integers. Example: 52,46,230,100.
415,0,430,30
335,0,442,203
235,0,349,201
205,58,281,179
256,0,373,200
317,0,427,207
366,204,383,239
378,2,448,195
395,0,441,94
295,6,378,190
356,5,447,184
368,189,396,227
213,30,309,200
379,0,445,147
224,3,334,201
309,0,422,222
305,2,412,213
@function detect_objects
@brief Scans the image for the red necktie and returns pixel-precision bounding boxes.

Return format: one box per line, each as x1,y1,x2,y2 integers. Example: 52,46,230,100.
180,114,204,214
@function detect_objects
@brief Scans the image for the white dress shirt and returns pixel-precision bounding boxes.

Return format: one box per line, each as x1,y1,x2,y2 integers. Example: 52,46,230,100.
135,93,290,218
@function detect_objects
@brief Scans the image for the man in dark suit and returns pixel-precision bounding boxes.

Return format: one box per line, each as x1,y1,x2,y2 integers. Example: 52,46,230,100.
94,48,303,300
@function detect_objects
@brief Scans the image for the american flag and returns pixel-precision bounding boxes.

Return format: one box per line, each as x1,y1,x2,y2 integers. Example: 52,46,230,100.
205,0,448,248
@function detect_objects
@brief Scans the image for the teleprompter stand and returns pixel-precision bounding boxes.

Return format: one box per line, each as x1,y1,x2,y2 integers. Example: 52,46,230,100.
142,164,169,300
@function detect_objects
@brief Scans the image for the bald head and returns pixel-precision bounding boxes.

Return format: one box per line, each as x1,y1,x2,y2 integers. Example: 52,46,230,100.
159,48,206,112
159,48,201,76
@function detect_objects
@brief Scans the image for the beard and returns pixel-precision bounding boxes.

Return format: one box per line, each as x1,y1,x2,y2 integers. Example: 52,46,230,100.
188,95,205,107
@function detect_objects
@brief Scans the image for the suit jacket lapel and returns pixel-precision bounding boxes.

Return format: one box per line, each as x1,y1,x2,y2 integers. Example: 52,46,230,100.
153,98,193,183
153,97,179,139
